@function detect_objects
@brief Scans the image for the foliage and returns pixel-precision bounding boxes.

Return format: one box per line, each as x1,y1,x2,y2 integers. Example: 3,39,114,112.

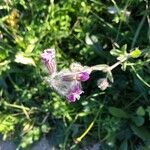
0,0,150,149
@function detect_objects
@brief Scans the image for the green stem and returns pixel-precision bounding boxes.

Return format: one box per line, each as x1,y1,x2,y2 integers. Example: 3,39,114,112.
62,115,78,150
131,65,150,88
4,101,30,111
75,104,103,144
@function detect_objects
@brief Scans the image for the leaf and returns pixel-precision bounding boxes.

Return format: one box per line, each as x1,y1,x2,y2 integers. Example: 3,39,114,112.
121,44,127,53
0,60,10,74
15,52,36,66
110,48,122,57
131,116,145,127
136,106,145,116
109,107,129,118
0,114,18,140
119,139,128,150
110,44,127,58
146,106,150,117
107,71,114,83
85,33,105,57
121,61,127,71
130,124,150,141
85,33,98,45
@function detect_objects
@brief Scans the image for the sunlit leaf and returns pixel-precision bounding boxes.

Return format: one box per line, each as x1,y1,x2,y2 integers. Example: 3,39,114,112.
15,52,36,66
136,106,145,116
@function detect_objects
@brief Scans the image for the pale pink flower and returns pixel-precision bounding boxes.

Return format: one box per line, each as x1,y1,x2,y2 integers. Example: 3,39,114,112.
41,50,89,103
66,83,83,102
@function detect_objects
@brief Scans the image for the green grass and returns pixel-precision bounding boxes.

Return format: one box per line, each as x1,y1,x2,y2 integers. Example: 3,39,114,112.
0,0,150,149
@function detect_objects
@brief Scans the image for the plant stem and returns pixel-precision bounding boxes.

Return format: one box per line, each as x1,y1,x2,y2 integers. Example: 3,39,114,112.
109,56,129,70
75,104,103,144
4,101,30,111
89,55,129,73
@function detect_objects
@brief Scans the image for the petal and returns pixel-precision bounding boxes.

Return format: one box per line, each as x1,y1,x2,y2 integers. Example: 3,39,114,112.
41,48,55,62
66,82,83,102
77,72,90,82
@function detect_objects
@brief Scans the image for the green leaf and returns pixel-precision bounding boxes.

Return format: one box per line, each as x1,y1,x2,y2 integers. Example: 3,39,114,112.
109,107,129,118
107,70,114,83
110,48,122,57
130,48,141,58
142,145,150,150
119,139,128,150
146,106,150,117
0,114,18,140
110,45,128,59
136,106,145,116
121,61,127,71
121,44,127,53
131,116,145,127
41,124,50,133
130,124,150,141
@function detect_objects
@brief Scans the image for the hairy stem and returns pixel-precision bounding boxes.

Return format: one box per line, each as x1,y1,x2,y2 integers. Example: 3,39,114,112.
109,55,129,70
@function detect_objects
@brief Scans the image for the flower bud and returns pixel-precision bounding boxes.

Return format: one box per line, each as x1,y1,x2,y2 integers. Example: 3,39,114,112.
41,48,56,74
61,73,76,81
61,71,90,82
97,78,110,91
76,72,90,82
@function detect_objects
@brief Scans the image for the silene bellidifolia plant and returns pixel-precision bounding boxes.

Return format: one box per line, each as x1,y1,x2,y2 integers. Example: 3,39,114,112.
41,47,141,103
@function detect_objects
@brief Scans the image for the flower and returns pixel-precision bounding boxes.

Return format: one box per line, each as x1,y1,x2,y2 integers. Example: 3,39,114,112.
66,83,83,102
76,72,90,82
47,71,83,103
41,48,56,74
41,50,88,103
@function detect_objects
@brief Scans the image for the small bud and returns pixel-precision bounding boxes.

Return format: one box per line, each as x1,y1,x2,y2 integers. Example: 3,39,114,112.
130,48,141,58
97,78,110,91
61,71,90,82
76,72,90,82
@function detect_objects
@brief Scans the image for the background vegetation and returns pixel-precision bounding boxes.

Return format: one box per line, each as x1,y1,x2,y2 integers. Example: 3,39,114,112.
0,0,150,149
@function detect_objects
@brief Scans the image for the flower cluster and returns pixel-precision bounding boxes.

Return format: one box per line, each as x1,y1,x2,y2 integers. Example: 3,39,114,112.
41,47,139,102
41,49,90,102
